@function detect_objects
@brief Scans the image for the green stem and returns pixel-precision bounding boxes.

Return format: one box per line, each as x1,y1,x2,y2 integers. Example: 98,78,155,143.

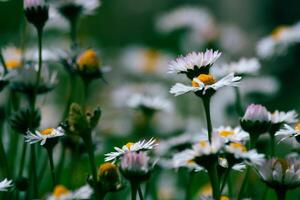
46,148,56,189
0,49,8,74
202,97,212,144
269,133,275,156
18,142,28,177
137,185,144,200
275,188,286,200
185,172,194,200
56,146,66,182
70,18,78,49
0,136,9,177
234,87,243,116
207,162,220,200
220,168,231,194
30,145,38,198
84,135,98,199
237,167,250,200
130,182,138,200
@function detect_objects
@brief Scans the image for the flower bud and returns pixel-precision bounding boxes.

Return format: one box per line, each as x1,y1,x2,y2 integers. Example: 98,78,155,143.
24,0,49,29
240,104,270,137
97,162,122,192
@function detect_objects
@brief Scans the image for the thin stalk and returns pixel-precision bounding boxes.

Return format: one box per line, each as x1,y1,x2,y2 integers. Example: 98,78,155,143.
130,182,138,200
234,87,243,116
46,148,56,189
227,172,233,197
56,146,66,182
0,137,9,177
269,133,275,156
137,185,144,200
202,97,212,143
30,145,38,198
84,135,99,199
18,142,28,177
31,27,43,108
207,162,220,200
275,188,286,200
0,49,8,74
220,168,231,193
185,172,194,200
70,18,78,49
237,167,250,200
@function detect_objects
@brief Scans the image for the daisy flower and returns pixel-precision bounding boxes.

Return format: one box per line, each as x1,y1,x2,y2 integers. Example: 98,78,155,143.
216,58,261,77
269,110,298,125
47,184,93,200
120,46,172,76
55,0,101,18
104,138,158,162
127,93,173,112
256,22,300,58
170,72,241,97
275,123,300,142
168,49,221,76
224,142,265,166
0,46,22,71
215,126,249,142
255,155,300,190
0,179,13,192
25,127,64,145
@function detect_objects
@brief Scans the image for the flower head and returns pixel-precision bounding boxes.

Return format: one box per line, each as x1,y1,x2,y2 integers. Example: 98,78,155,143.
240,104,270,135
0,179,13,192
127,93,173,113
275,123,300,143
47,184,93,200
24,0,49,29
97,162,122,192
120,151,155,182
217,58,261,76
25,127,64,146
104,138,158,162
168,50,221,78
170,73,241,97
255,156,300,190
215,126,249,142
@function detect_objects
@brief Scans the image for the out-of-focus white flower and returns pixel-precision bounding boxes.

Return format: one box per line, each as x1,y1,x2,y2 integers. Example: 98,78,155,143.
215,126,249,142
0,46,22,71
54,0,101,16
105,138,158,162
216,58,261,77
276,123,300,142
0,179,13,192
257,23,300,58
25,127,64,145
156,7,218,50
24,0,47,9
47,184,93,200
268,110,298,125
168,49,221,74
120,46,172,76
224,142,265,166
170,73,241,96
255,156,300,190
128,93,173,112
45,7,68,31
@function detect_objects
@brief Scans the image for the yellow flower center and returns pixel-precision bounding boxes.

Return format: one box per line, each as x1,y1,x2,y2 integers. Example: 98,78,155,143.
192,74,215,87
99,162,117,172
221,196,230,200
53,185,70,197
40,128,54,135
143,50,160,73
125,142,134,150
199,140,208,148
187,160,195,165
271,26,288,40
295,123,300,131
199,183,212,196
77,49,100,71
230,142,247,152
219,130,235,137
6,60,21,70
